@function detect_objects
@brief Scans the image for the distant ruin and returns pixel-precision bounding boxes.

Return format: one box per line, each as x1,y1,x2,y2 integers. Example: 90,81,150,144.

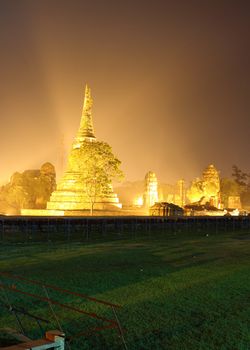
0,162,56,215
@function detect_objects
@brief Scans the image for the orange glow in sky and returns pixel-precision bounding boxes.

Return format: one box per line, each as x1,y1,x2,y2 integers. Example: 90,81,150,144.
0,1,249,185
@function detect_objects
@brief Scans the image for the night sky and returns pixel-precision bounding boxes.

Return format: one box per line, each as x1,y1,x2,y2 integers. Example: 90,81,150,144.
0,0,249,185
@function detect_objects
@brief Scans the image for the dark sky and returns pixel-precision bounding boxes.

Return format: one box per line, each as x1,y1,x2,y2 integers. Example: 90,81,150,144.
0,0,249,185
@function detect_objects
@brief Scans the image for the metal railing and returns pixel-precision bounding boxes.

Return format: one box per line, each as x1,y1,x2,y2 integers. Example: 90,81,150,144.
0,272,127,349
0,216,249,243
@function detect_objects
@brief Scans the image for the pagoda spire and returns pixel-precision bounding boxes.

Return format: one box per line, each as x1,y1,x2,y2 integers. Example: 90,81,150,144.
74,85,96,146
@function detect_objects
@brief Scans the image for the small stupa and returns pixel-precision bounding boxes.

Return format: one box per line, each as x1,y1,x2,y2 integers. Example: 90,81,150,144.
46,85,121,213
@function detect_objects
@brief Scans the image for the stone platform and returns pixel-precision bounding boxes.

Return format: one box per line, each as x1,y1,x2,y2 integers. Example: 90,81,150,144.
21,207,146,216
47,187,122,211
21,209,123,216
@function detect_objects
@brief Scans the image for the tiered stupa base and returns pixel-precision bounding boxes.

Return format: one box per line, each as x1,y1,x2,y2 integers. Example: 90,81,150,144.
46,170,122,212
21,208,123,216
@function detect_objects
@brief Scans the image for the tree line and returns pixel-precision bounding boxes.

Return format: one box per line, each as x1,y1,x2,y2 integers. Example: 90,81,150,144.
220,165,250,208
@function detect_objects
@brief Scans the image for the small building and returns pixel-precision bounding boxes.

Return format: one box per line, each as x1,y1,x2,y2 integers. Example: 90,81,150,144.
150,202,184,216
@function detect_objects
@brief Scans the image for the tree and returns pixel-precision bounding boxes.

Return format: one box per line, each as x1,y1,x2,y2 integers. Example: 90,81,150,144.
0,163,56,214
220,178,241,206
36,163,56,207
69,141,124,215
231,166,250,208
232,165,250,190
2,172,30,212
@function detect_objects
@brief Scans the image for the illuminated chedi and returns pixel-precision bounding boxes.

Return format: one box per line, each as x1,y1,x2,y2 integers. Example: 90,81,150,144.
143,171,159,208
47,85,121,212
187,164,220,208
202,164,220,207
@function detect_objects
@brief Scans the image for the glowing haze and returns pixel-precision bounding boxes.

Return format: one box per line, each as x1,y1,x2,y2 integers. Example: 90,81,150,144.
0,1,249,185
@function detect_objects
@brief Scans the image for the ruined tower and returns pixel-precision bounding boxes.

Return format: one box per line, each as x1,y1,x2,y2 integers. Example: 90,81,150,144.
143,171,159,208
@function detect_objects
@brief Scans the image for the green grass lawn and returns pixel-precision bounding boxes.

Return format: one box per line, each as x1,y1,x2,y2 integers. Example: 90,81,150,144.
0,229,250,349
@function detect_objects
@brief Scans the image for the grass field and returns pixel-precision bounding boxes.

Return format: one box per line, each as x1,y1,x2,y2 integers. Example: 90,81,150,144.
0,229,250,349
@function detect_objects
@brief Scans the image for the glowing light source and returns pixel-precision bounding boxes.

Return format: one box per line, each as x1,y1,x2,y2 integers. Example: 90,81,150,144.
134,196,143,206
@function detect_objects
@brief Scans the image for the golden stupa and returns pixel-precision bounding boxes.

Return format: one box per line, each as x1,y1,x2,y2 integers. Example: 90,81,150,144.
46,85,122,213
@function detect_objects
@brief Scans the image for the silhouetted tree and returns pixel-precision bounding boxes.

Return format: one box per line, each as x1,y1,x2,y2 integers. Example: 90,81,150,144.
220,178,241,206
232,165,250,189
232,165,250,207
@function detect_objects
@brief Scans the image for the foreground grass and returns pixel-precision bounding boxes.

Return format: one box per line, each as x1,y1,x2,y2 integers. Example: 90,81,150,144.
0,230,250,349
